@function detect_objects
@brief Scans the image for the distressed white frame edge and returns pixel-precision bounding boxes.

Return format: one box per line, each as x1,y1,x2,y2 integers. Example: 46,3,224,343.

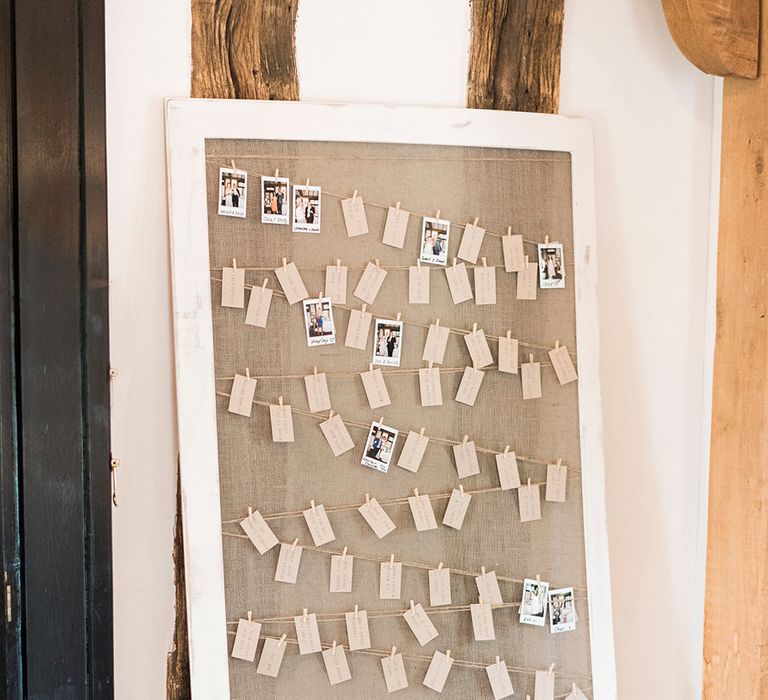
164,98,617,699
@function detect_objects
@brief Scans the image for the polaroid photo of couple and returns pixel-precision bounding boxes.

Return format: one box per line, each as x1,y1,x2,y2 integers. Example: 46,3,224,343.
538,242,565,289
261,175,290,225
519,578,549,627
293,184,321,233
548,586,576,634
372,319,403,368
361,420,399,473
218,167,247,218
303,297,336,347
419,217,450,266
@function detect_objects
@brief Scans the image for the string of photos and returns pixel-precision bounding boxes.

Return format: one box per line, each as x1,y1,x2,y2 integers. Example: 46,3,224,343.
214,164,589,700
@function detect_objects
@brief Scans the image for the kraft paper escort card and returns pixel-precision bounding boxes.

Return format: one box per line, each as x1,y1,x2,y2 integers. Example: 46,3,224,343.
245,283,273,327
303,503,336,546
354,262,387,304
423,650,453,693
534,669,555,700
319,413,355,456
341,195,369,237
379,561,403,599
397,430,429,473
345,609,371,650
361,367,391,409
232,618,262,661
445,260,473,304
549,344,578,385
428,567,451,606
294,612,322,654
269,402,294,442
409,265,430,304
546,462,568,502
496,450,521,490
497,334,519,374
382,206,410,249
408,492,438,531
221,265,245,308
345,307,373,350
470,602,495,641
452,438,480,478
457,221,486,263
274,260,309,305
419,366,442,407
521,359,543,400
274,543,302,584
403,602,439,646
358,497,396,538
422,322,450,364
475,570,503,604
325,264,348,305
256,637,287,677
228,373,257,417
240,510,279,554
486,659,514,700
304,371,331,413
330,553,354,592
442,488,471,530
516,259,538,300
322,644,352,686
519,482,542,522
464,327,494,368
474,264,497,305
502,232,525,272
455,367,485,406
381,652,408,693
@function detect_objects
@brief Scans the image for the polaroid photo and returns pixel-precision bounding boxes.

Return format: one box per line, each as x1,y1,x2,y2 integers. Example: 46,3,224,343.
419,217,450,266
537,242,566,289
303,297,336,347
548,587,577,634
372,319,403,367
519,578,550,627
261,175,290,224
292,184,322,233
361,420,399,473
218,167,247,218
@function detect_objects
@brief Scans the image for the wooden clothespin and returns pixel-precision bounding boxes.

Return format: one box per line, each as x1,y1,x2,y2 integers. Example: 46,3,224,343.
365,492,370,505
395,200,401,211
352,190,358,204
481,566,487,579
435,318,440,329
396,312,401,321
362,303,367,315
390,646,397,657
419,427,425,437
336,258,341,273
482,257,487,268
528,477,532,491
548,662,555,675
310,499,316,514
291,538,298,551
247,506,253,520
230,159,237,171
274,168,279,179
529,354,534,364
410,600,415,613
342,546,348,561
328,410,334,419
438,561,443,571
305,178,310,187
459,484,465,497
303,608,308,622
278,395,283,406
247,610,252,622
417,259,421,269
452,257,457,268
504,445,510,455
354,603,359,620
556,458,562,470
524,254,529,267
278,633,286,647
389,554,395,569
436,209,441,220
446,649,451,661
378,416,384,425
375,258,380,269
245,367,250,379
496,656,500,666
506,226,512,238
261,278,268,290
479,595,485,608
472,322,478,335
368,363,374,374
462,435,469,448
332,639,337,655
313,366,318,377
232,257,237,270
473,216,479,227
545,234,550,244
282,257,287,270
506,329,512,341
414,488,419,499
428,360,433,370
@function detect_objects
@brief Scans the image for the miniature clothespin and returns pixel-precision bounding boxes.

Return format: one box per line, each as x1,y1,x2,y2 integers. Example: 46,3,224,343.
375,258,380,269
230,159,237,171
261,278,268,290
396,312,401,321
291,538,298,551
479,595,485,608
274,168,279,179
472,322,478,335
389,554,395,568
556,458,562,470
332,640,337,655
462,435,469,448
545,235,550,244
391,646,397,657
446,649,451,661
282,257,287,269
305,178,310,187
548,662,555,675
507,226,512,238
352,190,358,204
504,445,510,455
410,600,415,613
303,608,308,622
232,257,237,270
482,257,488,269
438,561,443,571
528,478,532,490
248,506,253,520
496,656,500,666
524,255,530,267
435,318,440,328
313,366,318,377
452,257,457,268
247,610,252,622
365,492,370,505
328,410,335,419
459,484,465,497
417,259,421,269
481,566,487,579
342,546,348,561
310,499,316,514
395,200,401,211
473,216,479,227
278,633,287,646
529,354,534,364
336,258,341,273
428,360,433,370
354,604,359,620
555,339,560,350
278,396,283,406
379,416,384,425
362,304,367,315
245,367,250,379
419,427,425,437
436,209,441,220
414,488,419,499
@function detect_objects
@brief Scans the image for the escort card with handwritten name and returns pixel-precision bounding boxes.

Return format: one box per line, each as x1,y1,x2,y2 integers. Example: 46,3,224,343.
474,265,497,305
293,613,322,654
322,644,352,685
409,265,430,304
240,511,279,554
546,463,568,502
353,262,387,304
383,206,410,248
379,561,403,599
503,233,525,272
428,567,452,606
534,669,555,700
341,196,369,237
419,367,442,407
330,554,354,593
519,483,542,522
397,430,429,473
228,374,257,417
498,335,519,374
274,261,309,305
345,308,373,350
256,637,287,677
303,503,336,546
549,344,578,385
457,222,486,263
470,602,495,641
304,371,331,413
403,603,439,646
319,413,355,456
345,609,371,650
231,618,262,661
445,261,473,304
358,497,396,538
408,493,438,531
442,488,471,530
422,323,450,364
382,652,409,693
274,543,302,584
452,439,480,478
269,403,294,442
325,265,348,305
496,451,521,490
476,570,503,604
221,266,245,308
521,360,542,400
455,367,485,406
360,368,391,409
245,285,273,327
464,328,494,368
423,650,453,693
516,260,538,300
486,659,515,700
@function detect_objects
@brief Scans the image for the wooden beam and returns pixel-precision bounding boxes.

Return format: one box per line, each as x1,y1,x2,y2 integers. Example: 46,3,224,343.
661,0,759,78
191,0,298,99
467,0,564,113
703,3,768,697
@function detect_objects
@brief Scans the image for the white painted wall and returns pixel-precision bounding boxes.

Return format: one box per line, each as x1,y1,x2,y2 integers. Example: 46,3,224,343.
107,1,716,698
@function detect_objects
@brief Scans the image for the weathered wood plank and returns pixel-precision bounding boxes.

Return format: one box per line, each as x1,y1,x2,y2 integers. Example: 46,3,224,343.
703,4,768,697
467,0,564,113
191,0,299,99
661,0,759,78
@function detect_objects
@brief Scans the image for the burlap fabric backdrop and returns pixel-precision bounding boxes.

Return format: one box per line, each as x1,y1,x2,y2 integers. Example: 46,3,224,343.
205,138,592,698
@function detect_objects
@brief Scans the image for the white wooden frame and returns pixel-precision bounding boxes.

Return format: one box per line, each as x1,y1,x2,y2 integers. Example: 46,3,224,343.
165,98,617,699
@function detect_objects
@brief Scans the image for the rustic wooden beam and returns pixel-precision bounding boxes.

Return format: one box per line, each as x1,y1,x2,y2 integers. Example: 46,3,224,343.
661,0,759,78
467,0,564,113
191,0,299,99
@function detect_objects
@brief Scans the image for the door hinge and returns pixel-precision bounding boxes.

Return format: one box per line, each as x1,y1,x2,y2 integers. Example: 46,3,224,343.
4,571,11,622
